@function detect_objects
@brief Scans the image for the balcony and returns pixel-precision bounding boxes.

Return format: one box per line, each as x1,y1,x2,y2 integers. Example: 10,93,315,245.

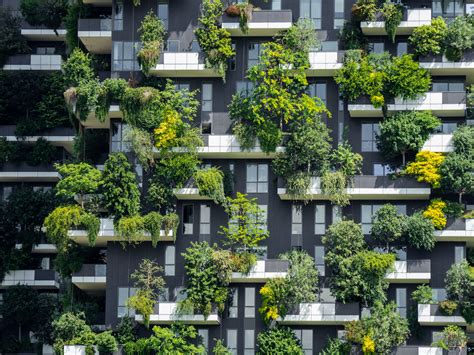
278,302,360,325
277,176,431,201
418,304,467,326
1,125,75,153
422,133,454,153
307,51,344,77
435,218,474,242
221,9,292,36
82,104,121,129
78,18,112,54
173,178,211,200
231,259,289,283
68,218,174,246
72,264,107,291
0,163,60,182
21,22,66,41
0,269,59,289
361,8,431,36
150,52,221,77
135,302,220,325
385,260,431,283
15,243,58,253
394,346,467,355
83,0,111,5
3,54,62,71
348,92,466,118
420,50,474,83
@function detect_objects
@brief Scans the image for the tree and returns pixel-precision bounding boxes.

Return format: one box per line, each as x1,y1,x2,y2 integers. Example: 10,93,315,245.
404,212,436,251
259,277,288,324
434,325,468,352
147,325,204,354
371,204,406,250
112,316,137,345
220,193,269,251
377,111,441,165
52,312,91,353
444,16,474,61
409,17,447,57
0,8,29,66
213,339,232,355
445,260,472,303
256,327,303,355
100,152,140,221
20,0,68,34
411,284,434,304
62,48,95,87
194,167,226,204
55,162,101,208
405,151,445,188
322,220,365,262
453,125,474,157
439,152,474,203
96,331,118,354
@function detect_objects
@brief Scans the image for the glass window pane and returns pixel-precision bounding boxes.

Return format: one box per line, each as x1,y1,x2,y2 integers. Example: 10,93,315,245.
258,164,268,182
227,329,237,349
244,330,255,349
292,206,302,223
247,164,258,182
165,246,175,264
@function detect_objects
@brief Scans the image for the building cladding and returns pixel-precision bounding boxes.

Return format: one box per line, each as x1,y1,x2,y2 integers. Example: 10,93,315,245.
0,0,473,353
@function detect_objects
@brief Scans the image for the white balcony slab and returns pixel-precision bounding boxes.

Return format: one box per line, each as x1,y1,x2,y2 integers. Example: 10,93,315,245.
0,171,60,182
422,133,454,153
135,302,220,325
173,188,212,200
385,261,431,283
3,134,74,152
278,303,359,325
21,29,67,41
435,219,474,242
307,51,343,76
418,304,467,326
230,260,288,283
361,9,431,35
0,270,59,289
3,54,62,71
151,53,221,77
78,31,112,54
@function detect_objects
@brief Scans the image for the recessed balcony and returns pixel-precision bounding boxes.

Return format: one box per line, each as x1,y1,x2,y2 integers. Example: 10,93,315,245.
422,133,454,153
68,218,174,246
82,104,121,129
21,22,66,41
435,218,474,242
278,302,360,325
394,346,467,355
135,302,220,325
385,260,431,283
418,304,467,326
361,8,431,36
3,54,62,71
0,269,59,289
420,51,474,83
277,176,431,201
173,178,211,200
150,52,221,77
0,163,60,182
221,9,292,36
72,264,107,291
1,126,75,153
348,92,466,118
230,259,289,283
78,18,112,54
307,51,344,77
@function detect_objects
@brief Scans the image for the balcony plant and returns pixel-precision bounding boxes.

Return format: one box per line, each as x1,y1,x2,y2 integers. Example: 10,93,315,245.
20,0,68,34
0,8,29,66
381,2,403,43
423,199,449,230
256,327,304,355
411,284,434,304
351,0,377,22
371,204,405,251
444,16,474,62
439,300,458,316
453,125,474,157
439,152,474,204
445,260,472,304
137,11,166,76
235,2,254,34
404,212,436,251
432,325,468,352
405,151,444,188
194,167,226,204
409,17,447,57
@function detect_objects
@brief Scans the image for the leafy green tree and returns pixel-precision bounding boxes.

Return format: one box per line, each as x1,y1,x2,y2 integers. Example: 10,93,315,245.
444,16,474,61
434,325,468,352
112,316,137,345
439,152,474,203
220,193,269,251
404,212,436,251
52,312,91,354
388,54,432,101
100,153,140,221
377,111,441,165
256,327,303,355
213,339,232,355
62,48,95,87
453,125,474,157
320,337,351,355
55,163,101,208
445,260,472,303
409,17,447,57
96,331,118,354
411,284,434,304
371,204,406,250
20,0,68,34
194,167,225,204
322,220,365,261
146,324,204,354
0,8,29,66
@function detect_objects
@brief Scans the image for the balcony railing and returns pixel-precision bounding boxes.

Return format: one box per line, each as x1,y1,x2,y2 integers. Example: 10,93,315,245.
231,259,289,282
422,133,454,152
307,51,344,76
0,269,59,289
361,8,431,35
385,260,431,283
78,18,112,54
222,9,293,36
418,304,466,325
1,125,75,152
3,54,62,71
277,176,430,200
78,18,112,32
279,302,360,325
72,264,107,291
21,21,67,41
135,302,220,325
393,346,467,355
0,162,60,182
150,52,221,77
435,217,474,241
420,50,474,81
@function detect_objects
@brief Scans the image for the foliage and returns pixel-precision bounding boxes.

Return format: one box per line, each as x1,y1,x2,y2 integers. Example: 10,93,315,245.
52,312,91,354
320,337,351,355
259,277,288,323
62,48,95,87
439,152,474,203
235,2,253,34
404,212,436,251
433,325,468,351
194,167,226,204
256,327,303,355
116,215,145,246
162,213,179,241
331,142,363,177
444,16,474,61
127,289,155,329
411,284,434,304
100,153,140,221
377,111,440,165
405,151,444,188
352,0,377,21
0,8,29,66
220,192,269,250
423,199,447,230
143,212,162,247
439,300,458,316
409,17,447,57
20,0,68,33
321,171,350,206
195,0,234,79
445,260,472,303
131,259,165,298
339,21,367,50
213,339,231,355
124,127,155,170
113,316,137,345
382,2,403,43
137,11,166,76
230,251,257,275
453,125,474,157
53,243,84,278
371,204,405,250
64,0,84,51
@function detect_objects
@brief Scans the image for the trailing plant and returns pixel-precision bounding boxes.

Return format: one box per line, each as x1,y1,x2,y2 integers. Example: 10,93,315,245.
162,213,179,241
339,21,367,50
20,0,68,34
321,170,349,207
195,0,234,80
137,11,166,76
236,2,253,34
409,17,447,57
194,167,226,204
0,8,29,66
124,127,155,170
405,151,444,188
351,0,377,21
411,284,434,304
256,327,303,355
116,215,145,247
439,300,458,316
64,0,84,51
143,212,162,247
382,2,403,43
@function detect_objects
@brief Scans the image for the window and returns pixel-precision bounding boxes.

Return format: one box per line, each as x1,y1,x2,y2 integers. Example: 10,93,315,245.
111,122,131,152
165,246,175,276
432,0,464,19
183,205,194,235
373,163,393,176
436,122,458,134
157,0,169,30
369,42,384,54
229,41,236,70
229,288,238,318
175,83,190,92
198,329,209,351
300,0,322,29
118,287,136,317
334,0,344,29
432,81,464,92
332,205,342,224
292,205,303,235
227,329,238,355
308,83,327,104
432,331,443,343
245,287,255,318
315,246,325,276
361,123,380,152
244,329,255,355
236,81,255,96
321,41,338,52
201,83,213,112
362,205,406,234
36,47,55,55
432,288,447,302
166,40,179,52
200,204,211,237
455,246,465,263
246,164,268,193
113,0,123,30
272,0,281,10
41,257,50,270
396,288,407,318
1,186,12,201
397,42,407,56
248,43,262,68
293,329,313,355
314,204,326,234
112,41,140,71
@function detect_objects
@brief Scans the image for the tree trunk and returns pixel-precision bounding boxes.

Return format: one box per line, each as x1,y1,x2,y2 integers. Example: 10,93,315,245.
402,151,406,166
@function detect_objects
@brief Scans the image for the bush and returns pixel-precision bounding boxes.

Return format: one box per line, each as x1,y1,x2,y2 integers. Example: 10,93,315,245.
96,331,118,354
433,325,468,351
404,212,436,251
137,11,166,76
194,167,225,204
445,260,472,303
444,16,474,61
351,0,377,21
256,327,303,355
382,2,403,43
0,8,29,66
405,151,445,188
453,125,474,156
411,284,434,304
423,199,447,230
20,0,68,33
409,17,447,57
439,300,458,315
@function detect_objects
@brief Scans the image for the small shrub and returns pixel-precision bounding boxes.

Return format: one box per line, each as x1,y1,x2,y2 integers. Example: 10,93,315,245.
423,199,447,230
439,300,458,315
412,284,434,304
194,167,225,204
231,252,257,275
352,0,377,21
405,151,444,188
137,11,166,76
409,17,447,57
